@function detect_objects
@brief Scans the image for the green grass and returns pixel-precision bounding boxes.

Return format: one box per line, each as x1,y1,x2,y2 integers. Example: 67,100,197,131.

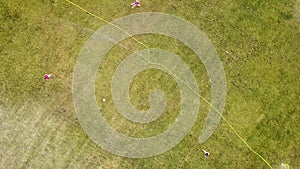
0,0,299,168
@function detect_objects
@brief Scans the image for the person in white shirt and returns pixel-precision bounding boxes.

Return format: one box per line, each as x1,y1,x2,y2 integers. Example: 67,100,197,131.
201,149,210,158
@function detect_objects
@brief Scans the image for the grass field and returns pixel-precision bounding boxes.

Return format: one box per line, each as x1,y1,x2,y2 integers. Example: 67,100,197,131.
1,0,300,168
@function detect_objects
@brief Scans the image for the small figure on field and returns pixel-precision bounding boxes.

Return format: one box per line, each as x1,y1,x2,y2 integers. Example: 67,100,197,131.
201,149,210,158
131,0,140,8
44,74,52,80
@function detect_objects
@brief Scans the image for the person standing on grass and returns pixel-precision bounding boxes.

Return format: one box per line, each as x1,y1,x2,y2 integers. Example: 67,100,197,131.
201,149,210,158
44,74,52,80
131,0,140,8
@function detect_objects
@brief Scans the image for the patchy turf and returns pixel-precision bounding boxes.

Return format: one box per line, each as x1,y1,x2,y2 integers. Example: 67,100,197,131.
0,0,299,168
296,0,300,24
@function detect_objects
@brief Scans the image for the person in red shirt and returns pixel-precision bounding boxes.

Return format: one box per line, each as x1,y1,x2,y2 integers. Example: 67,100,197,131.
131,0,140,8
44,74,52,80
